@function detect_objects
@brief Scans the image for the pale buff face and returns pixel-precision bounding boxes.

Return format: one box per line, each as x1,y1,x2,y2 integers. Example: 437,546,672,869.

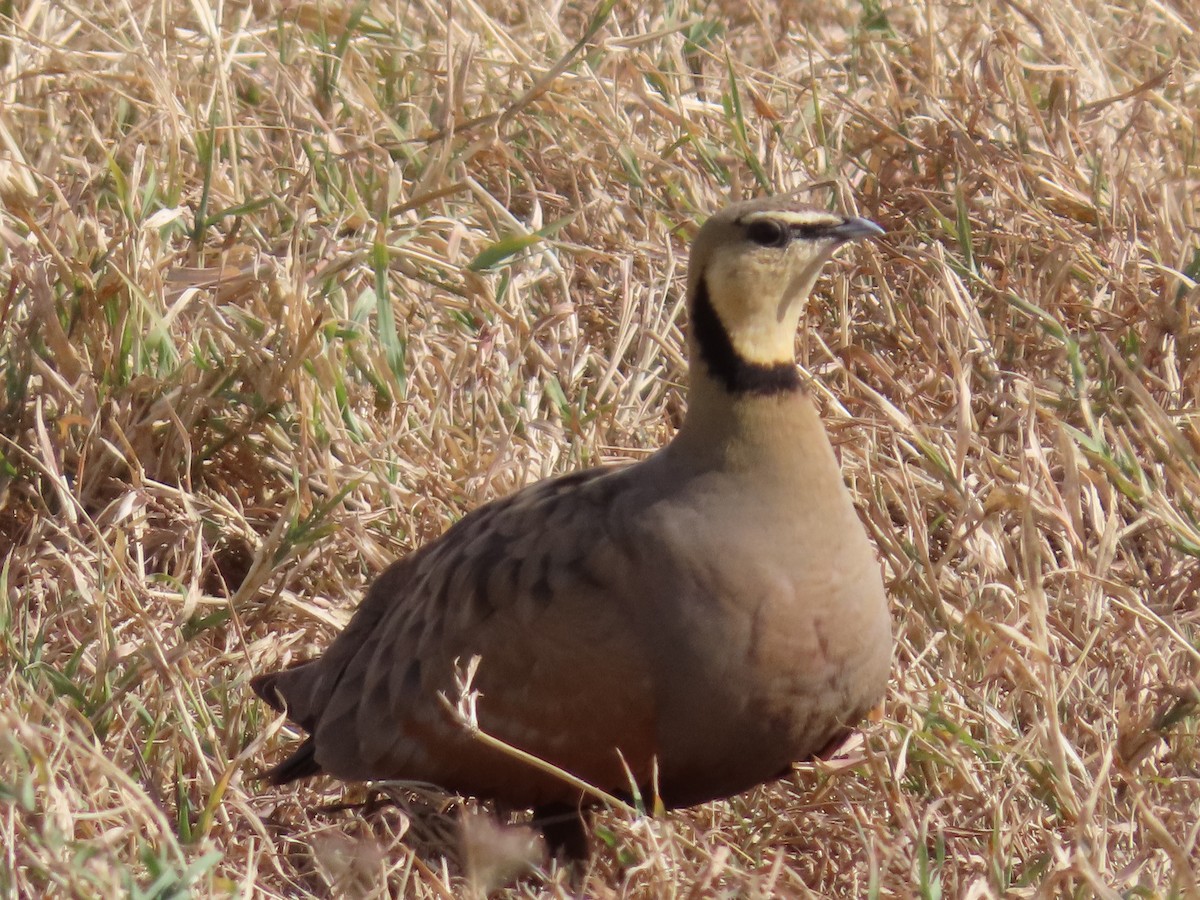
690,206,865,366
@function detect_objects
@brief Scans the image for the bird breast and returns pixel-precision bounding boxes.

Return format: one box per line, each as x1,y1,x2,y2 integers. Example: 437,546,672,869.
622,458,890,799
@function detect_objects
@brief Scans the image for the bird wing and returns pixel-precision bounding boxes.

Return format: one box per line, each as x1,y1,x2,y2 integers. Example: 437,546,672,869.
260,465,662,806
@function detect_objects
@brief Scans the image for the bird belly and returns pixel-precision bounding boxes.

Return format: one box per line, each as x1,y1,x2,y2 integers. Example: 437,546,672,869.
648,530,890,807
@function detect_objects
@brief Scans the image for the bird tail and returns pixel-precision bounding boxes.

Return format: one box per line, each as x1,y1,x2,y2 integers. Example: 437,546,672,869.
250,662,322,727
259,736,322,784
251,662,327,783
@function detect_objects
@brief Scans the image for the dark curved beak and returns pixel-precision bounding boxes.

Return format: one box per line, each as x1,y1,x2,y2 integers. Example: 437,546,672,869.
827,217,885,242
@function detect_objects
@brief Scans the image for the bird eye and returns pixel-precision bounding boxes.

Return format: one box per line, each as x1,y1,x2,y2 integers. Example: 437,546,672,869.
745,219,790,248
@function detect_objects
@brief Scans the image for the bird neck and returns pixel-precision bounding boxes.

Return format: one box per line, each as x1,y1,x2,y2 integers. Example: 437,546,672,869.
671,364,836,478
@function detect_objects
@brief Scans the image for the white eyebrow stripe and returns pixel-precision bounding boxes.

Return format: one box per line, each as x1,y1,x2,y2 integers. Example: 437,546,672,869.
739,210,842,228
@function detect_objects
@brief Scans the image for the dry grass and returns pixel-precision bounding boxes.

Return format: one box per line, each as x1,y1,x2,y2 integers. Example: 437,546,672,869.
2,0,1199,895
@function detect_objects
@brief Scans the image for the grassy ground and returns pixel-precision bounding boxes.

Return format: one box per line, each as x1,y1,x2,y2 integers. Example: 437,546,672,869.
2,0,1198,896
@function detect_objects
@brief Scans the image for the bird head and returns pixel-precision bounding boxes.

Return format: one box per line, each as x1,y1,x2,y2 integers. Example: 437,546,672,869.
686,199,883,393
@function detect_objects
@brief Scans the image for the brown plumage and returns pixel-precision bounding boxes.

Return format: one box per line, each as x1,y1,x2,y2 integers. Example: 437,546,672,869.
252,197,892,856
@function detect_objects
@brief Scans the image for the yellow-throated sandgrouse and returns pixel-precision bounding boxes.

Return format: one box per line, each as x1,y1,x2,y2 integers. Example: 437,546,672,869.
252,197,893,857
